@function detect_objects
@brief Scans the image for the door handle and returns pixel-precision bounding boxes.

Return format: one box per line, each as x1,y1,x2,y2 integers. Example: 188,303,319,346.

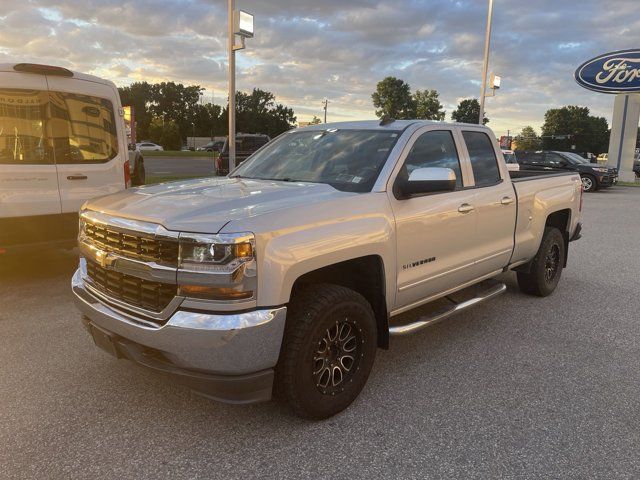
458,203,475,214
500,196,515,205
67,175,88,180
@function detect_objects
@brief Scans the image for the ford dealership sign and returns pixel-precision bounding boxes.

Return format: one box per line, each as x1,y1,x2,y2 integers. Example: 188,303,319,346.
575,49,640,93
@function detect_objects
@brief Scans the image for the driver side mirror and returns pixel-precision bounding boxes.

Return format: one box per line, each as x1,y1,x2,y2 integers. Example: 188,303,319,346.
396,167,457,199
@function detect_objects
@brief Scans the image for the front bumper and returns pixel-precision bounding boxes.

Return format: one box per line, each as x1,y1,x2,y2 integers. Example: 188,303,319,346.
72,268,287,403
597,174,617,187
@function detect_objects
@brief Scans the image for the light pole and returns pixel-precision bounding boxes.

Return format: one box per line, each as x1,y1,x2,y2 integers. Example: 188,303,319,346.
228,2,254,172
478,0,494,125
322,99,329,123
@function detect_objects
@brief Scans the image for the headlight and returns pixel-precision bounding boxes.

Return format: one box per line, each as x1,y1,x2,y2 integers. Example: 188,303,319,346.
177,233,256,301
592,167,608,173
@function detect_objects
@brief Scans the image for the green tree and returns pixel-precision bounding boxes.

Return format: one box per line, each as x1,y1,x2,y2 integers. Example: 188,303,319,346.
515,126,540,151
118,82,154,140
372,77,416,119
541,106,609,153
221,88,296,138
451,98,488,124
413,89,445,121
309,115,322,125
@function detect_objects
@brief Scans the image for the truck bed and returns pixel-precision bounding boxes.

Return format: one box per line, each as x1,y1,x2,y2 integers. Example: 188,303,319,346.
509,170,575,182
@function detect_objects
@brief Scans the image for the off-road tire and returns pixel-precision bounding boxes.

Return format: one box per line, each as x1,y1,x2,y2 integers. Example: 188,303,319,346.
517,227,565,297
276,284,377,420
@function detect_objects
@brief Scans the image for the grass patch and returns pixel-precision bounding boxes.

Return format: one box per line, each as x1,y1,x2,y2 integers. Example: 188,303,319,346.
143,150,218,158
618,181,640,187
146,174,215,185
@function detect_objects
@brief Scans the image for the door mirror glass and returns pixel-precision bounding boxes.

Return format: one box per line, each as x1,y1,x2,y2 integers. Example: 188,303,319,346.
398,167,457,198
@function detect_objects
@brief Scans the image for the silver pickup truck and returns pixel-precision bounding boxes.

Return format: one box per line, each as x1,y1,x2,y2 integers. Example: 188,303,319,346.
72,120,583,419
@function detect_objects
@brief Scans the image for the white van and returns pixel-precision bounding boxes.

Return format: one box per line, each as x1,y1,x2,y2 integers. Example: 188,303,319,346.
0,63,131,253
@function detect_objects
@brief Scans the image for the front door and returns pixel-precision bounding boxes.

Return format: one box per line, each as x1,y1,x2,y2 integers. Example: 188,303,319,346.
388,127,480,311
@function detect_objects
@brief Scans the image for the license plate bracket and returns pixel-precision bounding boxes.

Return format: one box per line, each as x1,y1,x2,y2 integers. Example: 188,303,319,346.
89,323,120,358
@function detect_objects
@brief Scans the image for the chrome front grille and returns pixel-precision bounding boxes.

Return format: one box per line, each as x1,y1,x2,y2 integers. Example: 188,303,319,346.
82,219,179,265
86,261,177,314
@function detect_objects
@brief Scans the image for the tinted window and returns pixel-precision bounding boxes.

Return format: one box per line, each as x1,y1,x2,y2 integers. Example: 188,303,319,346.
545,153,566,166
48,92,118,164
403,130,463,187
462,131,501,186
0,89,52,165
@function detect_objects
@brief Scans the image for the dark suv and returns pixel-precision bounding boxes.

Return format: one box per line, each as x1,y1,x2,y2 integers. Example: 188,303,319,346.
518,150,618,192
216,134,270,176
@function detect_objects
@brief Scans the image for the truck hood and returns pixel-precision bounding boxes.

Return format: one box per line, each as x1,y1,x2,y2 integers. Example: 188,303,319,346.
84,177,355,233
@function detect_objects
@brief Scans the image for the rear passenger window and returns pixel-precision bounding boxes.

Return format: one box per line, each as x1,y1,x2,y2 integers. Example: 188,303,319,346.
0,89,52,165
403,130,463,188
48,92,118,164
462,131,502,187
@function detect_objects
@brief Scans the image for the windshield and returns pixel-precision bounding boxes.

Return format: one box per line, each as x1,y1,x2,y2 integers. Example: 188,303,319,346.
562,152,590,164
231,129,402,192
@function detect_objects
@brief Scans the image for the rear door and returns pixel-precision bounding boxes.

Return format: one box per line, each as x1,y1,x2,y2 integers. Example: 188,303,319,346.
45,76,125,213
0,72,61,218
459,128,516,276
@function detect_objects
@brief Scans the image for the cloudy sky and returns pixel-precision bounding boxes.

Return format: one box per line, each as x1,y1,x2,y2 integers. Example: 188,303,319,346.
1,0,639,136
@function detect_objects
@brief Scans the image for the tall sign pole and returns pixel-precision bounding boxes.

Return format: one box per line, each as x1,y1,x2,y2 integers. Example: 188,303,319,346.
479,0,494,125
228,0,236,172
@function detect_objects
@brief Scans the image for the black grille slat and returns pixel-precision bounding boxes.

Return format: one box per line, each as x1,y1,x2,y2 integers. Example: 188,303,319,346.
82,221,178,265
86,261,177,313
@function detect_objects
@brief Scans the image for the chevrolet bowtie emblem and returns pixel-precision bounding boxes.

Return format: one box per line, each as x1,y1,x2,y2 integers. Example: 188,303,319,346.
95,250,116,268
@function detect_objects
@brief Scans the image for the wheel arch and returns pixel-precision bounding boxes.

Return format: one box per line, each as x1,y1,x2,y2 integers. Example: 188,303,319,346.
290,255,390,349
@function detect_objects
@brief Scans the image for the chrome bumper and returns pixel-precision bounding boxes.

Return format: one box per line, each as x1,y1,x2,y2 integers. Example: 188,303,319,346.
71,268,286,376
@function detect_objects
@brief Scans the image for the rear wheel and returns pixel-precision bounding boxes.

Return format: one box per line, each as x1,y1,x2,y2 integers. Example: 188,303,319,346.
581,174,596,192
517,227,565,297
276,284,377,420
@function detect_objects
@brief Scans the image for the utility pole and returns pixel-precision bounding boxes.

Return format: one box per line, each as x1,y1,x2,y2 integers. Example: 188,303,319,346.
479,0,494,125
322,99,329,123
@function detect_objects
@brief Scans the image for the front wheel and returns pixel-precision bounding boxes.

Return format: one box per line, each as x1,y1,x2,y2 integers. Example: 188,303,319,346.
581,174,597,192
276,284,377,420
517,227,565,297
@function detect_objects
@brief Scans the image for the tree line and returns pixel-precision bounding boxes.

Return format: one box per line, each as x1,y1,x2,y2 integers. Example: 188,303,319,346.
118,82,296,150
372,76,611,154
371,76,488,124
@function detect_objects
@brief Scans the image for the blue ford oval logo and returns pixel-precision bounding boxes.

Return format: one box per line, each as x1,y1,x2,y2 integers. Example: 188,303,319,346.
575,49,640,93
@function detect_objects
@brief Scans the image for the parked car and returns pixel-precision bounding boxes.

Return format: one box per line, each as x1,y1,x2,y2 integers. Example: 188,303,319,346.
0,62,131,254
518,150,618,192
72,120,583,419
136,142,164,151
501,149,520,171
197,140,224,153
216,133,270,175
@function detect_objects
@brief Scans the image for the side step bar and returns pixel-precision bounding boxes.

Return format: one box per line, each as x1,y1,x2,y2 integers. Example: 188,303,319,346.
389,280,507,336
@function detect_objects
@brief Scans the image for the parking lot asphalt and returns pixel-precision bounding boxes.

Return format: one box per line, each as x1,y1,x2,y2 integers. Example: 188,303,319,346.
2,187,640,479
143,155,216,177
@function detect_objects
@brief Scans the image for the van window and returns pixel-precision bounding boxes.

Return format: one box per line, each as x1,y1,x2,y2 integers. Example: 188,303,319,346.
0,89,52,165
48,91,118,164
462,131,502,187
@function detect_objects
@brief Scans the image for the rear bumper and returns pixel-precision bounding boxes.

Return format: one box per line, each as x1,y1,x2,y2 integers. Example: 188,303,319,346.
72,268,287,403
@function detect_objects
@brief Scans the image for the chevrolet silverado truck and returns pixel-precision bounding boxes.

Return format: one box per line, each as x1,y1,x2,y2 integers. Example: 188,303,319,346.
72,120,583,419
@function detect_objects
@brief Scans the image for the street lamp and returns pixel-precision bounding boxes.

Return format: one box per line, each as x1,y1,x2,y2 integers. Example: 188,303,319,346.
228,2,254,172
478,0,494,124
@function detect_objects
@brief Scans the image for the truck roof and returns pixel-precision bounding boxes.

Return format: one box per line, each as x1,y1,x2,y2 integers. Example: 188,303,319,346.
298,120,490,131
0,63,117,88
